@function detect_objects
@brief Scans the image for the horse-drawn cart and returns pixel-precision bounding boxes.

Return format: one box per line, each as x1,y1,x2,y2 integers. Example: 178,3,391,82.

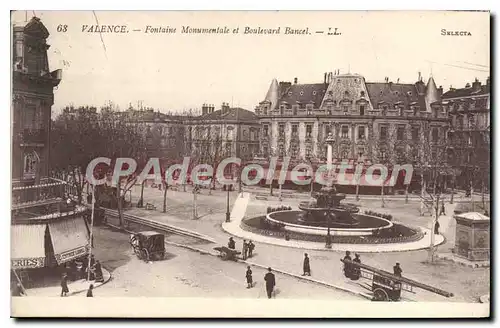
341,259,454,301
214,246,241,261
130,231,166,262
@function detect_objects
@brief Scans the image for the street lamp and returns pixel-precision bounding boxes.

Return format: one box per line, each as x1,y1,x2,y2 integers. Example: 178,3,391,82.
225,182,231,223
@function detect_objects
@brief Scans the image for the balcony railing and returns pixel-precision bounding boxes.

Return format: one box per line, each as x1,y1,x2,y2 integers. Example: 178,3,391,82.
12,178,68,210
19,129,46,145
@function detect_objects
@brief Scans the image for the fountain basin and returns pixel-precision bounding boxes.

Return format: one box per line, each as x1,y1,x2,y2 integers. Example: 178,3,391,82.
266,210,393,236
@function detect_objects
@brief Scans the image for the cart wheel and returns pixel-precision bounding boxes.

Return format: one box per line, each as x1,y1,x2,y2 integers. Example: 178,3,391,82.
373,288,389,301
141,249,149,262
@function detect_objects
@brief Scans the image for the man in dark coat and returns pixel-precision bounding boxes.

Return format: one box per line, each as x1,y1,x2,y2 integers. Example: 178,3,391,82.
93,260,104,283
264,267,276,299
343,251,352,278
248,241,255,258
393,263,403,277
12,283,25,297
434,220,440,235
351,254,361,280
60,273,69,297
302,253,311,276
440,202,446,215
86,284,94,297
228,237,236,250
246,266,253,289
242,240,249,260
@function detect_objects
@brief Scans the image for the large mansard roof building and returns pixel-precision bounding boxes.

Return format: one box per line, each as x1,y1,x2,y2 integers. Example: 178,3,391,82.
255,72,449,166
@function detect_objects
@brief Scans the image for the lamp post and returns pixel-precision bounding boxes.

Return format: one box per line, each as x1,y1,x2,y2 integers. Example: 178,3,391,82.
226,182,231,223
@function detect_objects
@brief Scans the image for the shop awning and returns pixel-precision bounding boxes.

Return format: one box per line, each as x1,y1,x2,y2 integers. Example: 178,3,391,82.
48,217,90,264
11,224,47,269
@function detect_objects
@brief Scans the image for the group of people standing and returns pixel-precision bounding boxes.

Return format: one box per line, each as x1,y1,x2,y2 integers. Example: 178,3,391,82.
228,237,255,260
342,251,362,280
60,254,104,297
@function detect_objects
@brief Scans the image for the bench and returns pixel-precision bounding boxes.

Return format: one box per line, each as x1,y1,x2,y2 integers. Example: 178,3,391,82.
145,203,156,211
213,246,241,261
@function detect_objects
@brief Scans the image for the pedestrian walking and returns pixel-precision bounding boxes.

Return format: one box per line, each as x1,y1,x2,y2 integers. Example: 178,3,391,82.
242,240,249,260
12,283,25,297
60,273,69,297
351,254,361,280
393,263,403,277
228,237,235,250
86,284,94,297
434,220,440,235
246,266,253,289
440,202,446,215
264,267,276,299
302,253,311,276
343,251,352,278
248,241,255,258
93,260,104,283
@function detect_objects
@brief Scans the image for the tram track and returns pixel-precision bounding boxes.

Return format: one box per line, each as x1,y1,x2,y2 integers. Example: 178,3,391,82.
101,208,217,244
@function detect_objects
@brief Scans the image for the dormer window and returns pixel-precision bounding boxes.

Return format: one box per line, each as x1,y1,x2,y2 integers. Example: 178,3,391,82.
300,91,304,96
312,91,317,95
288,91,292,96
344,91,349,97
360,91,365,97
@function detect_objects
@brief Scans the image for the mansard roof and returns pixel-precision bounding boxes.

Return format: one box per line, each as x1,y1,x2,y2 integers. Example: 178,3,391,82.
278,83,328,108
443,84,490,99
365,82,426,109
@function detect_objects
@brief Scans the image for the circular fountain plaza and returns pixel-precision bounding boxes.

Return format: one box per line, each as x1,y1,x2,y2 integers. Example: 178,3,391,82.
225,183,444,253
224,133,444,252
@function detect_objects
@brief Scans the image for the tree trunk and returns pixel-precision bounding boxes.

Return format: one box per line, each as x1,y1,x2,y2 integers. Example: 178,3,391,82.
405,183,409,204
428,196,439,263
279,183,282,202
310,181,314,197
481,177,485,210
163,182,168,213
381,186,385,208
139,180,145,207
270,183,273,196
450,176,455,204
470,179,474,212
420,173,425,216
355,183,360,202
183,183,187,192
117,182,124,227
193,185,198,219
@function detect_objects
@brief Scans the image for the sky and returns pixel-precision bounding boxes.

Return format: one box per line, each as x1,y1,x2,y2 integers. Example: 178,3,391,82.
11,10,490,115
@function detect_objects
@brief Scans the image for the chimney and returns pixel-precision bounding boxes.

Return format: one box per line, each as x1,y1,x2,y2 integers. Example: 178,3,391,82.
472,78,481,92
324,72,327,84
202,103,208,115
465,83,471,88
438,85,443,96
294,77,298,84
449,85,456,92
418,71,422,82
486,76,490,86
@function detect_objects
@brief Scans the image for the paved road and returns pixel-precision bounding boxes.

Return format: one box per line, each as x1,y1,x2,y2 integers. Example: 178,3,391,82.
121,185,490,302
91,226,363,300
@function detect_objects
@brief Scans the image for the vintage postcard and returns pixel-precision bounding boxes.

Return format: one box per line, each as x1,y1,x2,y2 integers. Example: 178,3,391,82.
10,10,490,318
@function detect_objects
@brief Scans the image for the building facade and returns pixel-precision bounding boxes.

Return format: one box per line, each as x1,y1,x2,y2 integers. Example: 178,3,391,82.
442,78,490,190
188,103,261,163
11,18,90,274
256,73,449,166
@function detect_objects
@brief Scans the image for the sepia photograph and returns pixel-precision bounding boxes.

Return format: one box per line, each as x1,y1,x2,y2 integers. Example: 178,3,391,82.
9,10,491,318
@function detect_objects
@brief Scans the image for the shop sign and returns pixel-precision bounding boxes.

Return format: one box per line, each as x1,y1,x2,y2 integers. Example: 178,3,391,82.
57,245,90,263
11,257,45,269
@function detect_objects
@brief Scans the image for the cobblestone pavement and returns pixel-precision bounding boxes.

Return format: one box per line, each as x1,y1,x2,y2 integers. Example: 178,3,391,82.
90,226,362,300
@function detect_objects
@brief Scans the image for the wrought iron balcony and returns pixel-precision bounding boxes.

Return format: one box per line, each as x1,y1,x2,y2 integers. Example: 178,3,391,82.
11,178,69,210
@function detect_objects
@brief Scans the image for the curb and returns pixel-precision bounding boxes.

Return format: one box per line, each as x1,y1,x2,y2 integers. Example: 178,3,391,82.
68,268,113,296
